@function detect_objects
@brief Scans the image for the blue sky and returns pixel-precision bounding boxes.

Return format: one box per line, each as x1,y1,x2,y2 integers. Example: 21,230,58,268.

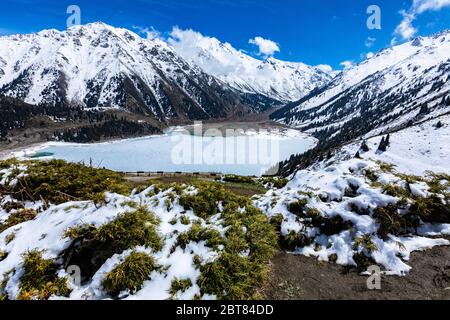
1,0,450,69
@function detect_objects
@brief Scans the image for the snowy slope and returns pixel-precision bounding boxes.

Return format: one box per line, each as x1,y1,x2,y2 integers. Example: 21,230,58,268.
0,23,258,121
168,30,332,102
254,115,450,275
271,30,450,142
0,117,449,300
0,185,220,300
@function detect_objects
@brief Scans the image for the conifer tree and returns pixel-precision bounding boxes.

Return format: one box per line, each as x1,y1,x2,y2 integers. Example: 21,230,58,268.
360,140,369,152
419,104,429,114
378,137,387,152
385,134,391,147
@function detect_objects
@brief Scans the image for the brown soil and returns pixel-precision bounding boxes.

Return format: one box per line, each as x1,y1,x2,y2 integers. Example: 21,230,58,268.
263,246,450,300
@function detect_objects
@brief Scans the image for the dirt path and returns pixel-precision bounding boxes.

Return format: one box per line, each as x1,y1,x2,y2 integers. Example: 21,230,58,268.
264,246,450,300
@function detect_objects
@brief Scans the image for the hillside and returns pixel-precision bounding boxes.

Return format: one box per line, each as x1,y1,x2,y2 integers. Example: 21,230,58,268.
255,115,450,275
1,116,449,300
271,30,450,148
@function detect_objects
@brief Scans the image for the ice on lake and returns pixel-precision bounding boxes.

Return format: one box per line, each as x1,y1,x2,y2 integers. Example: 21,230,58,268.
18,128,317,176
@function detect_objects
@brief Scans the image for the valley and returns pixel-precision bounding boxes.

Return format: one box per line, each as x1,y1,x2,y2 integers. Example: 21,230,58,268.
5,122,317,176
0,21,449,301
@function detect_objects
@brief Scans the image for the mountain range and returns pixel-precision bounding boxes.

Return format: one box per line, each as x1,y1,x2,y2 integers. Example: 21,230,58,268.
271,29,450,149
0,23,449,152
0,23,259,123
0,23,331,123
168,28,332,102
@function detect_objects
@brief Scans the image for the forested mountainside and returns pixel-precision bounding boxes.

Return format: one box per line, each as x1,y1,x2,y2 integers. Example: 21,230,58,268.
271,30,450,176
0,95,162,144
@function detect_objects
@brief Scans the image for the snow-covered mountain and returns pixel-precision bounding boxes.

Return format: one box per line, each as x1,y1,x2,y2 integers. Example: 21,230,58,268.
271,30,450,143
168,29,332,102
0,22,267,122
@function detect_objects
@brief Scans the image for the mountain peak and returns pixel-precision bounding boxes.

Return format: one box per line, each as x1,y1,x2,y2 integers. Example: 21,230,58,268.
168,29,332,102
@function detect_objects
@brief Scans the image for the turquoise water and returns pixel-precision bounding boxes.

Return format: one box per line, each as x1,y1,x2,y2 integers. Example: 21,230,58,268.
30,152,55,158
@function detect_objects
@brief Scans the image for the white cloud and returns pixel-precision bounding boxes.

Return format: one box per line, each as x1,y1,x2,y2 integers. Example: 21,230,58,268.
167,27,244,75
414,0,450,13
393,0,450,41
315,64,333,73
365,36,376,48
169,26,206,45
132,25,161,40
249,36,280,57
168,27,226,61
340,60,354,70
394,10,418,40
366,52,375,59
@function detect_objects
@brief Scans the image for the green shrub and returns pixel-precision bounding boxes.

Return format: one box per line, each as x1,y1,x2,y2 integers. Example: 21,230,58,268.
353,235,378,253
180,183,277,300
102,252,158,297
5,233,15,244
198,207,276,300
193,255,202,269
328,254,338,263
352,252,377,273
311,215,353,236
169,278,193,297
0,159,132,204
280,230,312,251
377,161,396,173
66,206,163,253
260,177,289,189
179,182,247,219
373,204,419,239
348,202,371,216
410,195,450,224
222,175,256,185
0,158,21,170
382,184,411,199
426,173,450,196
0,209,37,233
0,270,14,300
364,169,379,185
0,251,7,262
18,251,70,300
175,223,224,251
2,201,24,213
165,199,172,210
180,215,191,225
63,207,163,282
288,199,308,217
269,214,284,234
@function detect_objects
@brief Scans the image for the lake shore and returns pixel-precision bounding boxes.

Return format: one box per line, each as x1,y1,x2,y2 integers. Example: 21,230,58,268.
1,121,316,176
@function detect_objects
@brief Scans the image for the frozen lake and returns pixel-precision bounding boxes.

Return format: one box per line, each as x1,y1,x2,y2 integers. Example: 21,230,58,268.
17,127,317,176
